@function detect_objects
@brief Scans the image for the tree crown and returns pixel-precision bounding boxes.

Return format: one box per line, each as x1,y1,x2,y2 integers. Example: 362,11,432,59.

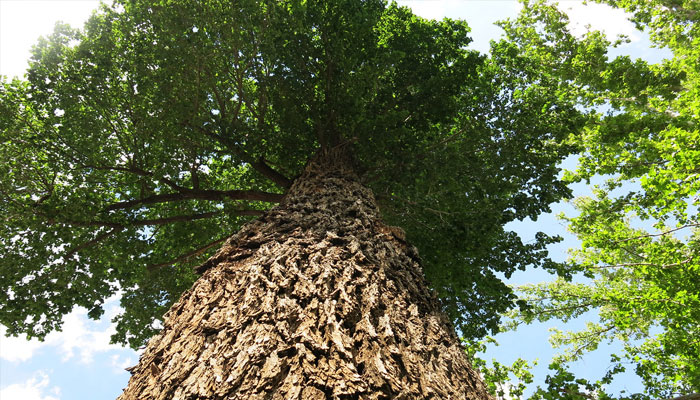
1,0,581,347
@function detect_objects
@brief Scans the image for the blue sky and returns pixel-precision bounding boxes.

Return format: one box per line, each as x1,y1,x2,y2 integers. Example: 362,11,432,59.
0,1,671,399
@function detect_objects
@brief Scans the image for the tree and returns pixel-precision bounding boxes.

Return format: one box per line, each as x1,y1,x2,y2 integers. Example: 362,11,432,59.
493,0,699,397
1,0,585,397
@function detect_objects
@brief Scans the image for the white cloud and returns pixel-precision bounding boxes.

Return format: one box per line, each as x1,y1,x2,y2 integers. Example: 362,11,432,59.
397,1,641,55
0,329,47,362
0,371,61,400
0,294,134,364
52,305,125,364
0,0,101,78
396,1,524,54
559,1,640,42
397,0,450,21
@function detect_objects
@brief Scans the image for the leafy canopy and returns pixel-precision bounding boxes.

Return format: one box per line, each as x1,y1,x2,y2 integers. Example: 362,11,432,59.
1,0,581,348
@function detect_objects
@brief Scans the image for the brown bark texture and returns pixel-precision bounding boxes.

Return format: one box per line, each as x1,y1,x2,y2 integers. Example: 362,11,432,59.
118,149,493,400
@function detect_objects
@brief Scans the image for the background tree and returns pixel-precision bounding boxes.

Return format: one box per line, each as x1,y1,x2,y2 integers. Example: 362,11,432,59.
489,0,699,398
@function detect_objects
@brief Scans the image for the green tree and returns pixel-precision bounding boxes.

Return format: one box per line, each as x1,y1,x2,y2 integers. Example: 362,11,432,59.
498,0,699,397
0,0,585,397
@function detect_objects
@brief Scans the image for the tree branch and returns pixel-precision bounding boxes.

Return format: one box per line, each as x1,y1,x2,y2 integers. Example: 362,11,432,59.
77,164,186,192
617,223,700,243
189,123,293,188
531,301,596,316
64,227,123,260
665,393,700,400
130,209,264,225
104,189,283,212
598,95,679,118
56,209,264,260
569,324,615,359
250,158,293,188
146,233,234,270
47,209,264,230
47,218,122,229
590,258,694,270
131,211,222,226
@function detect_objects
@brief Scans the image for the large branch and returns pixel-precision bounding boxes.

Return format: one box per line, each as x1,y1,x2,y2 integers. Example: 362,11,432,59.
64,227,123,260
666,394,700,400
130,211,222,226
192,123,293,188
55,210,263,260
77,164,188,192
146,233,234,271
104,189,283,212
48,210,263,230
129,209,263,226
250,158,293,188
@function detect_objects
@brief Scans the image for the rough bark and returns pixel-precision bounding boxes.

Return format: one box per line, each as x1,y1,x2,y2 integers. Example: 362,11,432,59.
118,148,492,400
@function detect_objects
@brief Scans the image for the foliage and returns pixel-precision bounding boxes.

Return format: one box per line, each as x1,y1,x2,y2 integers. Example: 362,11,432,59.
465,337,537,400
0,0,582,348
527,362,633,400
499,0,700,397
467,338,635,400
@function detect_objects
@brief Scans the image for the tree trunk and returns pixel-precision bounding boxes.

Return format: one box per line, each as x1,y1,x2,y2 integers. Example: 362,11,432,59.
118,148,492,400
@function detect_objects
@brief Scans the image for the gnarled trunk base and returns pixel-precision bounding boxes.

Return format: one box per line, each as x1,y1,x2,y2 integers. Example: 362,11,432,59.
118,151,491,399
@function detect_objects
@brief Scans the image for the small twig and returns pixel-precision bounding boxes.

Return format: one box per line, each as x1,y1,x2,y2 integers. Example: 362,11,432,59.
616,223,700,243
